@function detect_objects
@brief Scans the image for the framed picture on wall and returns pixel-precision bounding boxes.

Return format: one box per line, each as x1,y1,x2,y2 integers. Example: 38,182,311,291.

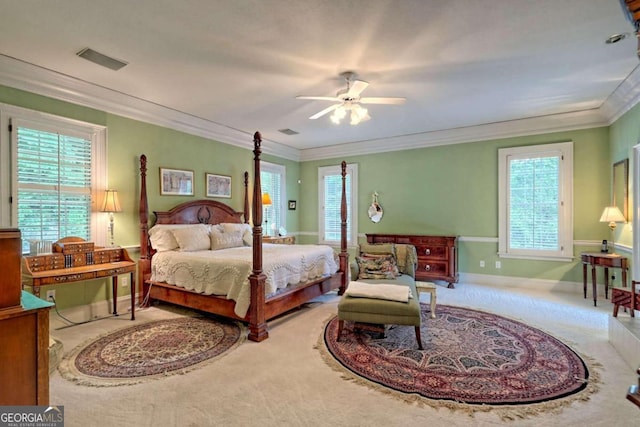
288,200,297,210
206,173,232,198
160,167,194,196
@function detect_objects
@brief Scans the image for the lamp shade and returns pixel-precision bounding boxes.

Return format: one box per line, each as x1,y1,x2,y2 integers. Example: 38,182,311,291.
599,206,625,224
262,193,272,206
101,189,122,213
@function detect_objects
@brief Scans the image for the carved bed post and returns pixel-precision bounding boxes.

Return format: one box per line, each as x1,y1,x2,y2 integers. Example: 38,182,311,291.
338,160,349,295
248,132,268,341
243,171,250,224
138,154,150,304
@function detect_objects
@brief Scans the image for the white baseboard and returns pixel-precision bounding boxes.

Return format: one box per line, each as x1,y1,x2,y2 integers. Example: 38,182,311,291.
458,272,605,297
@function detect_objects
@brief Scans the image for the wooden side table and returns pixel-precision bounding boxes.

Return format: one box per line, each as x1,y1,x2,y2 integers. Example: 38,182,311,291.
580,252,628,306
23,242,136,320
263,235,295,245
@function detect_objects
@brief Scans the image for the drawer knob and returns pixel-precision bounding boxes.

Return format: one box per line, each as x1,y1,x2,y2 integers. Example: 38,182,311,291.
424,248,431,255
424,264,431,271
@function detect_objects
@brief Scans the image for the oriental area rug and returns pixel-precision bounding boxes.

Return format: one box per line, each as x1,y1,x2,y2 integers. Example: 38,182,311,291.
59,316,244,387
320,304,600,420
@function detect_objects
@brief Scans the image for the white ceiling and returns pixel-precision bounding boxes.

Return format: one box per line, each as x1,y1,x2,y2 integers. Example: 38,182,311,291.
1,0,639,160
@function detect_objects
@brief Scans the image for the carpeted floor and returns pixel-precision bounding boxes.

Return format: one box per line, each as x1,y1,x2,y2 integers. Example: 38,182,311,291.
48,282,639,426
321,304,597,420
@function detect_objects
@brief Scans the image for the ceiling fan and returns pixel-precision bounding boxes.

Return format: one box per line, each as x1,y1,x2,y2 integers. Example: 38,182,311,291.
296,72,406,125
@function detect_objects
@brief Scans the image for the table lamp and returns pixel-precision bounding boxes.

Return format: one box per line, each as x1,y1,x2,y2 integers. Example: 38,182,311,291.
101,189,122,246
599,206,625,253
262,193,272,236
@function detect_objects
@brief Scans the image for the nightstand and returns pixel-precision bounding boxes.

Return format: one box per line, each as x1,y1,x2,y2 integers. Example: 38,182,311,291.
263,236,295,245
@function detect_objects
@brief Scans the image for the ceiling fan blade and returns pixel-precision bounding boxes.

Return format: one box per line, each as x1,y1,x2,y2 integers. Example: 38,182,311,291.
347,80,369,97
296,96,340,101
309,103,341,120
360,97,406,105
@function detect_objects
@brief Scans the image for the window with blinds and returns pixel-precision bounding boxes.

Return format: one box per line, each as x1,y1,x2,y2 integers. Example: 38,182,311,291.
318,163,358,244
13,122,94,253
261,162,286,234
509,156,559,249
498,142,573,261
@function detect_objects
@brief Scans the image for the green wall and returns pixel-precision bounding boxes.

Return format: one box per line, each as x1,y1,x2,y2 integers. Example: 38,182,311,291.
0,85,298,310
609,102,640,251
299,128,611,284
0,83,622,311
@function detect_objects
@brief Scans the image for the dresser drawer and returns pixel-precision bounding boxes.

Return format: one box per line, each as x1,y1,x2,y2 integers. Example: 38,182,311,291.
417,260,449,276
414,244,448,260
395,236,444,245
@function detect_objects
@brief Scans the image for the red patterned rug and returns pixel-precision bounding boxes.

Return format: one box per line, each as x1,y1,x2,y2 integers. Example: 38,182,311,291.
321,304,600,419
59,316,244,386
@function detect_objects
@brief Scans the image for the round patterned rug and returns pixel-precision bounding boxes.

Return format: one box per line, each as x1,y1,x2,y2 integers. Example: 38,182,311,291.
59,316,244,386
321,304,600,419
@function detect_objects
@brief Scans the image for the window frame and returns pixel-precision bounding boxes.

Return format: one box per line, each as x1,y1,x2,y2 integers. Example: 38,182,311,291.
0,103,107,248
498,141,573,261
260,161,286,233
318,163,358,246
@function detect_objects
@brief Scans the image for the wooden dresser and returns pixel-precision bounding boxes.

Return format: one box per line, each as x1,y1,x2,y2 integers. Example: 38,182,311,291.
0,228,51,405
22,237,136,320
366,234,458,288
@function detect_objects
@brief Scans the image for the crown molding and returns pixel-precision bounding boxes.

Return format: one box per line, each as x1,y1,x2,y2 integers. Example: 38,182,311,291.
299,108,610,161
0,55,300,161
1,54,638,163
600,64,640,124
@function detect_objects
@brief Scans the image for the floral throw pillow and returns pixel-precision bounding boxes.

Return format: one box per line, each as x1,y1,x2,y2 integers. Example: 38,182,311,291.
356,255,399,280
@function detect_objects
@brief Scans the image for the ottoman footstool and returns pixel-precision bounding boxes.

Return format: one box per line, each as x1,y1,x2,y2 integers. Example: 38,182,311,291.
337,281,423,349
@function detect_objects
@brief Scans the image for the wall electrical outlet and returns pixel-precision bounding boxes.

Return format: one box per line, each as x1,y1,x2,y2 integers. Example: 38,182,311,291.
121,276,129,287
46,289,56,301
495,261,501,269
479,260,485,268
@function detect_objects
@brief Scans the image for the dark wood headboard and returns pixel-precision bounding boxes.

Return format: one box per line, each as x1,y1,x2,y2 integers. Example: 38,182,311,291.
154,199,246,225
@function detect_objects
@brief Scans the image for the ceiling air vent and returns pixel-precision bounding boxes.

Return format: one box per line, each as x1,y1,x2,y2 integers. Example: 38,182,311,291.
278,128,299,136
76,48,128,71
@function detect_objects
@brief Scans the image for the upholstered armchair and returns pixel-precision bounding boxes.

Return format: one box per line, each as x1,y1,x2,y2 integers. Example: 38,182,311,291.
350,243,417,284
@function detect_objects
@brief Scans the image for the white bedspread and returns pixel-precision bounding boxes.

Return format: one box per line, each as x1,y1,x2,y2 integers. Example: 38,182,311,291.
151,244,338,317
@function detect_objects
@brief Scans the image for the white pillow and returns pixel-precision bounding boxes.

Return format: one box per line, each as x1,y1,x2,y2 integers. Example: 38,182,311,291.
220,222,252,246
210,227,244,250
149,224,210,252
170,224,211,251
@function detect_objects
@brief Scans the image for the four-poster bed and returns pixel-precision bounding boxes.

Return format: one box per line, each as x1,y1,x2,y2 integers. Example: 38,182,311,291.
138,132,349,342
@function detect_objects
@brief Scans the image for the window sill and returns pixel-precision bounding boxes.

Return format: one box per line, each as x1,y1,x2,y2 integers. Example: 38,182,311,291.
497,253,574,262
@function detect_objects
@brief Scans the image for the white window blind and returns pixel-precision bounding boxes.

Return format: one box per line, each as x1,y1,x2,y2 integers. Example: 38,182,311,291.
260,161,285,234
498,142,573,261
509,156,559,250
319,163,357,244
12,120,95,253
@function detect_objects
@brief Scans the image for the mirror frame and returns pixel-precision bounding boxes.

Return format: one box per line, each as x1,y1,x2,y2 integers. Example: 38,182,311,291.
613,158,629,221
